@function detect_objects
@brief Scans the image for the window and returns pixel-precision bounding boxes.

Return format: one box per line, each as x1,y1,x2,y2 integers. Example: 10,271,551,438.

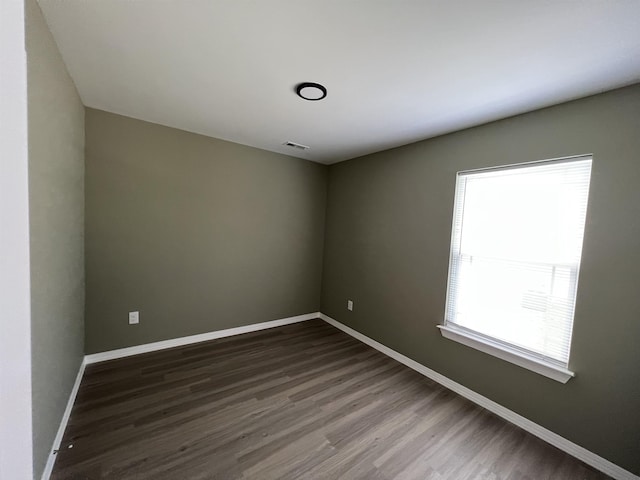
439,155,592,383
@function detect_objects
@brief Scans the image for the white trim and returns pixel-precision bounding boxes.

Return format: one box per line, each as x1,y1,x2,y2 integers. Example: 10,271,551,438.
437,324,574,383
40,312,637,480
41,359,86,480
319,313,638,480
456,153,593,175
43,312,320,478
85,312,320,364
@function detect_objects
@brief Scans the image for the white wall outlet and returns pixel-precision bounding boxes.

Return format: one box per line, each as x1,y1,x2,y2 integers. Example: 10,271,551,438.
128,311,139,325
347,300,353,311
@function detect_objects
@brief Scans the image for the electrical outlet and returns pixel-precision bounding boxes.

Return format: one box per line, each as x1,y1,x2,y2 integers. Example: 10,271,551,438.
128,311,139,325
347,300,353,311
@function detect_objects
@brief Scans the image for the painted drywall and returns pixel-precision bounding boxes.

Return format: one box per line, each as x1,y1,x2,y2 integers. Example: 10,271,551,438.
321,84,640,475
26,0,86,477
85,109,327,354
0,0,33,477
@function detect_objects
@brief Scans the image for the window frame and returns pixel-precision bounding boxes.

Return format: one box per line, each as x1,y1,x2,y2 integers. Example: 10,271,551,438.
439,154,593,383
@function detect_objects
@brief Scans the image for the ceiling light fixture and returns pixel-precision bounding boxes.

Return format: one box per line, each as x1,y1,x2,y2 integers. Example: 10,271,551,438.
295,82,327,101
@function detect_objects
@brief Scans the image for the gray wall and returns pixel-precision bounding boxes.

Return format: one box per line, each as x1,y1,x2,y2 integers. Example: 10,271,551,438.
26,0,85,477
321,84,640,475
85,109,327,354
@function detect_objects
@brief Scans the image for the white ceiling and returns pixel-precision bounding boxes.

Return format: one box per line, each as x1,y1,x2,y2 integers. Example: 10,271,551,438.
38,1,640,164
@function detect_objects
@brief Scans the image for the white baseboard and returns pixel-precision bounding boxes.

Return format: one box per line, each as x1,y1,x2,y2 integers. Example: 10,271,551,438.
41,358,86,480
85,312,320,364
43,312,320,479
319,313,638,480
43,312,637,480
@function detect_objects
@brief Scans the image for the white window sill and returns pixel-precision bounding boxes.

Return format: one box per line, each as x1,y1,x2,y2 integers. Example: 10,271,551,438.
437,324,575,383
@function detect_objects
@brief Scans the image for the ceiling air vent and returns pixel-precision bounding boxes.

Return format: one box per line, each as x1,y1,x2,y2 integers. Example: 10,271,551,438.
283,141,310,151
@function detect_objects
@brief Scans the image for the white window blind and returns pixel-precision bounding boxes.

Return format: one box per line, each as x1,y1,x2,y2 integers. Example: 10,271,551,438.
444,156,592,368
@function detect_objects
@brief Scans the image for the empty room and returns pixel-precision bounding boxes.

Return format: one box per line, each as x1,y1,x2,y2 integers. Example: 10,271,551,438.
2,1,640,479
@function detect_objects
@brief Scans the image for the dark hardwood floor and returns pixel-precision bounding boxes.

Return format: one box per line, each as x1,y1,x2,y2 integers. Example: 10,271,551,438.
52,319,610,479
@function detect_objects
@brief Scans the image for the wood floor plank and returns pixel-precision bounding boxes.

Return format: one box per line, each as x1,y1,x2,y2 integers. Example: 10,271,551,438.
51,319,611,479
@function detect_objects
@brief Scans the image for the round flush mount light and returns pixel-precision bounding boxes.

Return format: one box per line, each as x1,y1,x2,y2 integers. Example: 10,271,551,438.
296,82,327,101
